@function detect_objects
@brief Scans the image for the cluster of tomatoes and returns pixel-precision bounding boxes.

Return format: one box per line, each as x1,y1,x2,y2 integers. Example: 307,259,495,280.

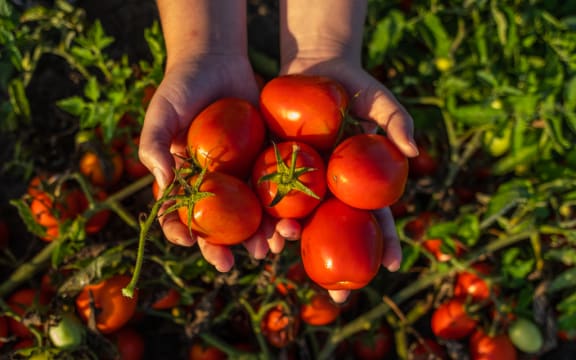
170,74,408,293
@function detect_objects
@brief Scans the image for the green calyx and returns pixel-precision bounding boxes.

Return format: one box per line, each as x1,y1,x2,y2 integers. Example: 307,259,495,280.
258,142,320,207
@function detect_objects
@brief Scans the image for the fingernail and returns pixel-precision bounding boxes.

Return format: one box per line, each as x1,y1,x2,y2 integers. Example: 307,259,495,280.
408,141,420,157
152,167,168,190
386,260,401,272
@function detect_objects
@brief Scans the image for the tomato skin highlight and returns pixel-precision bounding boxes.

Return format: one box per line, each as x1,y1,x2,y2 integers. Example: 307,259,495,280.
454,262,494,303
260,74,348,151
431,298,478,340
327,134,408,210
187,97,266,179
177,171,262,245
251,141,327,219
301,197,383,290
75,275,138,334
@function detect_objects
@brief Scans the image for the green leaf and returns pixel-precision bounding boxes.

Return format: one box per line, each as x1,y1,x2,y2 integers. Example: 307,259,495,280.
417,13,451,57
367,9,405,67
8,79,31,121
549,268,576,293
9,198,47,238
456,215,480,247
449,104,507,126
70,47,95,62
84,77,100,102
485,179,533,219
565,75,576,110
501,247,535,282
492,144,539,175
545,248,576,267
399,245,421,273
57,96,86,116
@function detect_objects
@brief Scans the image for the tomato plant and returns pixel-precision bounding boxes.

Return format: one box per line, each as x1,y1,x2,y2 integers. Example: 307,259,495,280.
75,275,138,334
188,340,226,360
507,317,543,354
251,141,327,219
301,197,383,290
79,148,124,188
6,288,49,338
261,305,300,348
454,262,494,303
469,330,517,360
259,74,348,151
48,312,85,349
431,298,478,340
409,146,439,178
186,97,266,179
29,188,80,241
123,136,150,179
352,324,394,360
327,134,408,209
177,171,262,245
422,238,466,262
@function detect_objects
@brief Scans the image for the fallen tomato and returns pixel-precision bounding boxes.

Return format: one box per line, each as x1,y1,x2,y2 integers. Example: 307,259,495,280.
76,275,138,334
260,74,348,151
252,141,327,219
327,134,408,210
187,97,266,179
177,171,262,246
301,197,383,290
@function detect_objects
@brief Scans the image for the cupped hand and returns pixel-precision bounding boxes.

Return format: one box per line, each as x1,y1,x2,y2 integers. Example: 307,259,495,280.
271,57,418,303
138,55,269,271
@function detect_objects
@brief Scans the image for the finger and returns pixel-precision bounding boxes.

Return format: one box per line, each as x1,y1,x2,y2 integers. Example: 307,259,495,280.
139,93,182,190
268,232,286,254
197,238,235,272
347,72,419,158
328,290,351,304
158,201,196,247
243,231,270,260
275,218,302,240
374,207,403,272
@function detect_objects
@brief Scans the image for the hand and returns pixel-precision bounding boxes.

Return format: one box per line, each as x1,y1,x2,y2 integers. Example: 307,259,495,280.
278,57,418,303
138,55,269,271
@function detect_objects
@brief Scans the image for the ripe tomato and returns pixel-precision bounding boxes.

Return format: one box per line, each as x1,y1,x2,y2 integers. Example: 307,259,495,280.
507,318,543,354
0,316,7,348
75,189,111,234
261,305,300,348
177,171,262,245
188,341,226,360
260,74,348,151
300,291,341,326
123,136,150,179
469,330,517,360
79,149,124,188
275,261,308,296
454,262,494,303
352,325,393,360
301,197,383,290
151,288,181,310
409,147,438,178
431,298,477,340
404,212,436,240
7,288,50,338
408,338,447,360
109,327,145,360
251,141,327,219
422,238,466,262
187,97,266,179
29,189,80,241
76,275,138,334
327,134,408,210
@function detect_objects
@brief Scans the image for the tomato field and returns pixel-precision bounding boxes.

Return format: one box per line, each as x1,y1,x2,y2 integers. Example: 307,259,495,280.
1,0,576,359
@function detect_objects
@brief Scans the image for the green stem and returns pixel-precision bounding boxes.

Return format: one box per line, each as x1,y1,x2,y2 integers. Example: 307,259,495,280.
239,297,272,360
0,240,60,297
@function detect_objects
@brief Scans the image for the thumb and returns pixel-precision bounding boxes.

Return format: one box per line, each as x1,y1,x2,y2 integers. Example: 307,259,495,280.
347,72,419,158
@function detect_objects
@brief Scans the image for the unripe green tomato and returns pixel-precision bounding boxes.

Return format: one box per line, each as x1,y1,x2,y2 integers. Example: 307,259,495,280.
483,126,511,157
48,313,85,349
508,317,543,353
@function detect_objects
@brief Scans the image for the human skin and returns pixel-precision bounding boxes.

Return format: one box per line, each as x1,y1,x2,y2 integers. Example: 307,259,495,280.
139,1,418,302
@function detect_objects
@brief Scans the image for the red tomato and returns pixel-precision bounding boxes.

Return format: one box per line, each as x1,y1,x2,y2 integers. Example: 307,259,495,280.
454,262,494,303
404,212,436,240
409,147,438,178
301,197,383,290
0,316,7,348
151,288,181,310
29,190,80,242
187,98,266,179
327,134,408,210
109,327,145,360
76,275,138,334
123,136,150,179
431,298,478,340
188,341,226,360
300,291,341,326
469,330,517,360
408,338,447,360
260,74,348,151
177,171,262,245
12,338,35,350
422,238,466,262
251,141,327,219
261,305,300,348
79,149,124,188
75,189,111,234
7,288,50,338
352,325,394,360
